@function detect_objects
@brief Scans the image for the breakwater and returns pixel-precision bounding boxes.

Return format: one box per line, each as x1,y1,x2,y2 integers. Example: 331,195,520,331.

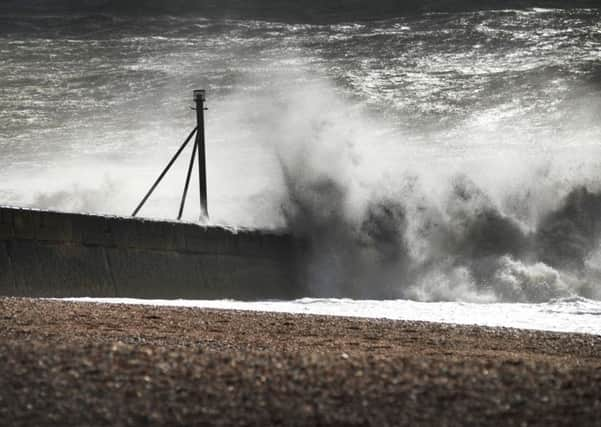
0,206,302,299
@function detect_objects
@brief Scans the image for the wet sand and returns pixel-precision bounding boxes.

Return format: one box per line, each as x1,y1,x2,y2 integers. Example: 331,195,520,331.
1,297,600,426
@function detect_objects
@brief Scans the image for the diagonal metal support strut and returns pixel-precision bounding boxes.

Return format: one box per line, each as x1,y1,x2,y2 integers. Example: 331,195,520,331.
131,126,198,217
177,138,198,220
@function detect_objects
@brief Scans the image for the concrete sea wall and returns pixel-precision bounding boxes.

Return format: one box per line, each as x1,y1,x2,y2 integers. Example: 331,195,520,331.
0,206,303,299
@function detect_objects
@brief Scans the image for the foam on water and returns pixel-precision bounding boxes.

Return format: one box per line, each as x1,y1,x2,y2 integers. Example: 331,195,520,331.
64,296,601,335
3,8,601,304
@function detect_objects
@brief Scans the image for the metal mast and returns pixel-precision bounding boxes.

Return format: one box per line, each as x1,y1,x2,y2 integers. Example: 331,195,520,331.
132,90,209,221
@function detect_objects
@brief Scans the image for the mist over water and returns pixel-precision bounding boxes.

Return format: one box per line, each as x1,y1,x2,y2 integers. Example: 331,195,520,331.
1,7,601,302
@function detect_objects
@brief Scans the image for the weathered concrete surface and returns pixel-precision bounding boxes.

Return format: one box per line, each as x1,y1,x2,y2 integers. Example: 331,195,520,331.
0,206,302,299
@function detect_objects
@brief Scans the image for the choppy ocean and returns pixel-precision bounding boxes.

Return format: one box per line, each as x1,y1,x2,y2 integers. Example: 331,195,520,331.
3,4,601,332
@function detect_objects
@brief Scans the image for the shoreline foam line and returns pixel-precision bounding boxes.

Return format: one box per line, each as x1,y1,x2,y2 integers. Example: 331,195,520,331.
61,296,601,336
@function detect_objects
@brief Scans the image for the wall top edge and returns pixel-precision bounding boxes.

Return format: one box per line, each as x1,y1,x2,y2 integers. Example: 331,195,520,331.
0,205,290,237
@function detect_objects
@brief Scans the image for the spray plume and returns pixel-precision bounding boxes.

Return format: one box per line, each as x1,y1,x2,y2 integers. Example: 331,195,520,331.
256,80,601,303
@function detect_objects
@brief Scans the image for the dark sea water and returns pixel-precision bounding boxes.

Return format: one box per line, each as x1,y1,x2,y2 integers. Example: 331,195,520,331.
2,6,601,302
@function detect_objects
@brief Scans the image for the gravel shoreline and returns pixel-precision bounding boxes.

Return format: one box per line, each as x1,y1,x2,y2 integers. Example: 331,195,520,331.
1,297,600,426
